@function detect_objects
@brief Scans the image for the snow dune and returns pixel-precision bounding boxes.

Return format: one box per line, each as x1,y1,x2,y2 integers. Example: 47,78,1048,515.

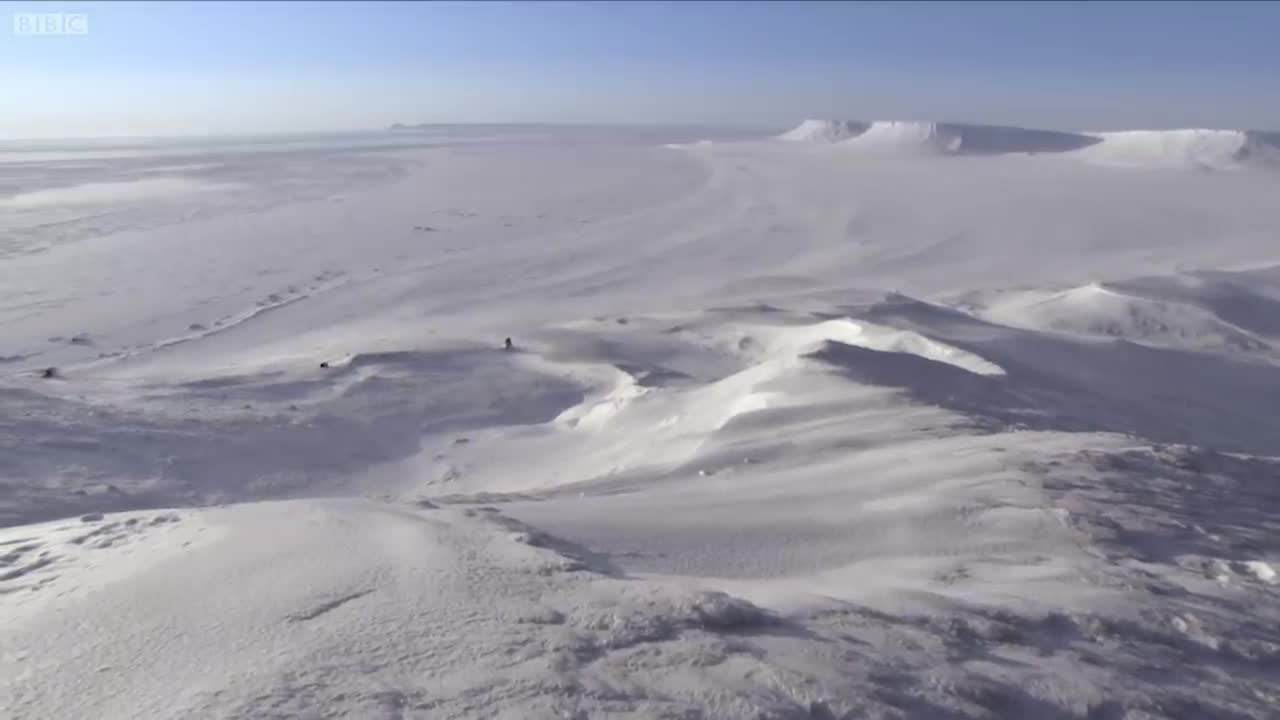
4,127,1280,719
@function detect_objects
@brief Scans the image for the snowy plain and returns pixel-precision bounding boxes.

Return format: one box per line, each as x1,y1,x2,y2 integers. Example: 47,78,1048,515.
2,121,1280,719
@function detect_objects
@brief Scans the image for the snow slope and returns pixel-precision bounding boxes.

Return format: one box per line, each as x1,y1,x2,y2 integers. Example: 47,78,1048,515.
3,127,1280,719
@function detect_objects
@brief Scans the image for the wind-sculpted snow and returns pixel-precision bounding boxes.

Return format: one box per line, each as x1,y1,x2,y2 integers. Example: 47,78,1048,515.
3,128,1280,718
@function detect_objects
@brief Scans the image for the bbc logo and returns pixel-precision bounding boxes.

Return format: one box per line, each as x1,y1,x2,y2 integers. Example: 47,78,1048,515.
13,13,89,35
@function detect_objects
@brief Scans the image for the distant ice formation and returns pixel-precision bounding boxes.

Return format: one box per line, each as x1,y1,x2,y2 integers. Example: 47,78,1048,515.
776,118,1280,167
776,119,869,143
1076,129,1280,169
777,119,1099,155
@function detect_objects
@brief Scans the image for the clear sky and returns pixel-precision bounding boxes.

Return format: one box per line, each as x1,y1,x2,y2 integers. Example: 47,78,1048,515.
3,0,1280,138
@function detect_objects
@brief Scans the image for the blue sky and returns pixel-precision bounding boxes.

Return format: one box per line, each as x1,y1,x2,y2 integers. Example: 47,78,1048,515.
3,1,1279,138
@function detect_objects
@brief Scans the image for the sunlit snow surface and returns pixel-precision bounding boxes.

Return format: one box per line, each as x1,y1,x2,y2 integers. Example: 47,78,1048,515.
3,124,1280,718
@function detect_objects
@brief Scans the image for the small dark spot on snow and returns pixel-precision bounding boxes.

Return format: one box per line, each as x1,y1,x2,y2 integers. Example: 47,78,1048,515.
80,513,104,523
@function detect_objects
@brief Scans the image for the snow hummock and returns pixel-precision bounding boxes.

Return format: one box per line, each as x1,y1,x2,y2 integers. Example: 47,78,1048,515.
777,118,868,143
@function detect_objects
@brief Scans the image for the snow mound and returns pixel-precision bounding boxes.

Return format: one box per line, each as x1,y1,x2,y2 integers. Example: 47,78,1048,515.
1074,129,1280,170
761,318,1005,376
978,282,1271,353
777,118,868,143
441,315,1004,494
840,121,1099,156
